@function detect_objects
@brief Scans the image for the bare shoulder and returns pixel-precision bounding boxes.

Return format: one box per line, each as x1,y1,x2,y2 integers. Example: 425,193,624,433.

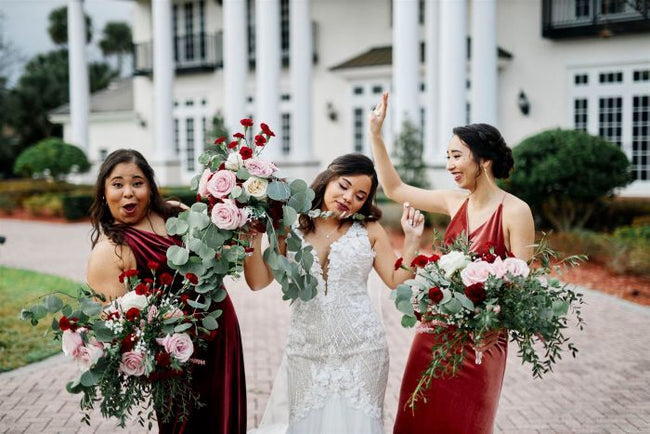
503,193,532,218
88,237,136,271
364,220,388,244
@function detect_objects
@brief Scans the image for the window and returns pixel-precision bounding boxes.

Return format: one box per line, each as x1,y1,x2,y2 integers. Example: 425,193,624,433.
372,85,383,94
353,86,364,95
599,71,623,84
599,97,623,146
634,70,650,82
575,0,590,18
184,2,194,61
247,0,255,63
574,99,588,132
173,5,179,61
601,0,626,14
202,117,208,145
174,119,180,154
281,0,290,60
99,149,108,162
281,113,291,155
632,96,649,180
199,1,206,59
574,74,589,85
353,108,364,153
186,118,195,171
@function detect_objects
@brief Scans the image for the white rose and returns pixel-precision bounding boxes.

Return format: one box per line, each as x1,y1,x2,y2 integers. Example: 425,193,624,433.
118,290,149,312
438,251,470,277
243,176,268,199
224,152,244,171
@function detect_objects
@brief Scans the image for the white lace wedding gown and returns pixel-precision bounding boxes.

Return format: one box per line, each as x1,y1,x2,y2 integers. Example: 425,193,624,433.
253,222,389,434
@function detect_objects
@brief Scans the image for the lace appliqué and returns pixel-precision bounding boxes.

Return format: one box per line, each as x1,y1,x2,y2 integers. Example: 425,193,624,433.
286,223,389,423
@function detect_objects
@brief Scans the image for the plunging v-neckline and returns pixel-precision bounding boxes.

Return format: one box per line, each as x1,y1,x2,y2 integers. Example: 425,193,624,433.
300,223,357,292
463,196,506,235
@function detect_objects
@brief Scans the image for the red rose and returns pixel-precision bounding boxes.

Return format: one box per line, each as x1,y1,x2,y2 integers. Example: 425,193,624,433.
147,261,160,271
214,136,226,145
160,273,174,286
239,147,253,160
394,257,404,271
125,307,141,321
233,132,245,139
118,269,138,283
254,134,267,146
143,277,154,285
465,283,487,304
428,286,444,304
428,254,440,263
227,141,238,149
185,273,199,285
240,118,254,127
196,194,202,202
121,334,137,353
59,316,71,331
410,254,429,268
180,293,190,305
260,122,275,137
135,283,149,295
155,352,171,367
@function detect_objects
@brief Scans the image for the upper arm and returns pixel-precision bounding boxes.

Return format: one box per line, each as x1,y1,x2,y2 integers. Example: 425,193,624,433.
505,201,535,261
367,222,401,288
386,185,463,216
87,240,135,301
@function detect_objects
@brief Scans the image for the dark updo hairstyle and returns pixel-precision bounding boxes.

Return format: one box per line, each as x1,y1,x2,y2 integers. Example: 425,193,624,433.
298,153,382,234
452,123,514,179
89,149,181,247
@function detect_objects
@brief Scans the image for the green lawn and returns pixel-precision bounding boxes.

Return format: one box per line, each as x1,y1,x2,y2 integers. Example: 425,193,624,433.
0,266,80,372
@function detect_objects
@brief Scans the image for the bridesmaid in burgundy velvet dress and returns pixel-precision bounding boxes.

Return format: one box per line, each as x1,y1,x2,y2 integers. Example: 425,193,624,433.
86,149,246,434
369,92,536,433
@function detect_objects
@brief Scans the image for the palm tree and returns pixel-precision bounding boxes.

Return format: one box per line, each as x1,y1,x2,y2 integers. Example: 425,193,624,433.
99,22,133,76
47,6,93,46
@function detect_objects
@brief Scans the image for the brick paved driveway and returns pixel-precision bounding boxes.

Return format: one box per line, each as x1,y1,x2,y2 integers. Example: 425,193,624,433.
1,219,648,433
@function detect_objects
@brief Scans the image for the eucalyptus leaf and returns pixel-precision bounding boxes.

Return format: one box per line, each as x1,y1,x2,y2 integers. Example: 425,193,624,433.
290,178,308,193
301,250,314,271
93,322,114,342
174,323,193,333
166,218,190,236
397,299,414,315
213,288,227,302
188,211,211,231
202,316,219,330
267,181,291,201
167,246,190,266
190,174,201,190
81,298,102,316
282,206,298,227
455,293,475,311
44,295,63,313
442,297,462,314
209,309,223,319
401,315,417,328
286,233,302,252
187,299,209,309
230,185,243,199
191,202,208,213
552,300,569,316
30,304,48,320
80,369,99,387
236,167,251,180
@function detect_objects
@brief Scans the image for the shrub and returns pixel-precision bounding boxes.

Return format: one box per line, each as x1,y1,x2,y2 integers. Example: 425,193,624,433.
503,129,632,231
392,120,429,189
13,138,90,181
22,193,63,217
62,193,94,220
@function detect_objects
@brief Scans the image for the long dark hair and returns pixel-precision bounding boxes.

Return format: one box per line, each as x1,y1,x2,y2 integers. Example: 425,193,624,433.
298,153,382,234
452,123,514,179
89,149,179,247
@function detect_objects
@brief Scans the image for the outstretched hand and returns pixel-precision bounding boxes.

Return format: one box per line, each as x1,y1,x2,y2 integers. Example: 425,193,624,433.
368,91,389,137
400,202,425,240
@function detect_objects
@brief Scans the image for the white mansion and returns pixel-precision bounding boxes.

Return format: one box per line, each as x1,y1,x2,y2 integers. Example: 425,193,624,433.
51,0,650,196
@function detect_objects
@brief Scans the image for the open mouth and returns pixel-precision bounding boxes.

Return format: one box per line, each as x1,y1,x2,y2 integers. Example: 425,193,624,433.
123,203,137,214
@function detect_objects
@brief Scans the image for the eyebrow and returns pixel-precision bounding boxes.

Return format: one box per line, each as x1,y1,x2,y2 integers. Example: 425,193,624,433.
341,177,368,195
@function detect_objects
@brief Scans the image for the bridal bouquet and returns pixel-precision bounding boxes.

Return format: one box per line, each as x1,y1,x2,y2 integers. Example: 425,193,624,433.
20,264,220,427
165,119,319,302
392,233,585,410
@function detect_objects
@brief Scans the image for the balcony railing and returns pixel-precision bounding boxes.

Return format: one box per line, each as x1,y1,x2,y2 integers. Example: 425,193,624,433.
134,33,222,75
542,0,650,38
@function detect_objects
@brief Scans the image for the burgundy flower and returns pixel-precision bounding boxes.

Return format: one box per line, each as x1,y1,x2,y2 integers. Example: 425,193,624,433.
260,122,275,137
428,254,440,263
59,316,71,331
394,257,404,271
180,294,190,305
214,136,226,145
155,352,171,367
240,118,254,127
121,334,137,353
160,273,174,287
118,269,139,283
125,307,141,321
135,283,149,296
227,141,238,149
233,132,245,139
410,254,429,268
428,286,444,304
147,261,160,271
465,283,487,304
254,134,267,146
185,273,199,285
239,147,253,160
143,277,154,285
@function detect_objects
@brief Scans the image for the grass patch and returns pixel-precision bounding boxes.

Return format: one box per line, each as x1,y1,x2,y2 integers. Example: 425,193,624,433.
0,266,80,372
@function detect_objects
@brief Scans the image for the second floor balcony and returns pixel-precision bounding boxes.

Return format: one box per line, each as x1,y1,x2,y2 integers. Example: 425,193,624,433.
542,0,650,38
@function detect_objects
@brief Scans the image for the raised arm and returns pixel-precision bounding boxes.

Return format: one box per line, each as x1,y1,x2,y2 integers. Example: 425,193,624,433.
243,233,275,290
369,204,425,289
369,91,456,215
87,239,134,301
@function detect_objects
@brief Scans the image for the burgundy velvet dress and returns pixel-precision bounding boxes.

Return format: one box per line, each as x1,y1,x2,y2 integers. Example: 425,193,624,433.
122,226,247,434
394,199,508,434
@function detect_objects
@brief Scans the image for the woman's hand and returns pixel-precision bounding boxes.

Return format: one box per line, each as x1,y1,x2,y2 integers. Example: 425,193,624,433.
401,202,425,243
368,91,388,137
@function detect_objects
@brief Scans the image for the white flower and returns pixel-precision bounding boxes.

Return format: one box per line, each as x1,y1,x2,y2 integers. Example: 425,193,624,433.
438,251,470,277
118,291,149,311
242,176,269,199
224,152,244,171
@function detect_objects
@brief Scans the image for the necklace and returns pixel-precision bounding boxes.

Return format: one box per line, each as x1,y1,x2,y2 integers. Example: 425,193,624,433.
321,225,339,240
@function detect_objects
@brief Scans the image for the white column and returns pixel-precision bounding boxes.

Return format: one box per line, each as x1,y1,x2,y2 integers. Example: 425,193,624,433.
471,0,497,125
223,0,247,135
152,0,176,182
256,0,282,161
290,0,312,162
67,0,89,153
438,0,467,147
424,0,439,163
392,0,420,135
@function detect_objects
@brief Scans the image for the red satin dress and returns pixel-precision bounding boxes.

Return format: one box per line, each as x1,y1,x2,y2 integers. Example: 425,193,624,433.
394,199,508,434
122,226,247,434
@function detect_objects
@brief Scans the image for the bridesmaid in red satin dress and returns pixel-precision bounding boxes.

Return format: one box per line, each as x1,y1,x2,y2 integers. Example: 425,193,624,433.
86,149,246,434
369,92,536,433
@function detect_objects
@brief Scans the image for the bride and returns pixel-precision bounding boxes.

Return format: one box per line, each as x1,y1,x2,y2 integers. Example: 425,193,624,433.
244,154,425,433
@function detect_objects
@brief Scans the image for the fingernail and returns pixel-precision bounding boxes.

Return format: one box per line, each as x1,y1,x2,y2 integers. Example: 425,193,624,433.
403,202,410,208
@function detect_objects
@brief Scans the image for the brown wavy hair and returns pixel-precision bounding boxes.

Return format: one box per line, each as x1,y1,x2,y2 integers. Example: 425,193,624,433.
89,149,181,247
298,153,382,234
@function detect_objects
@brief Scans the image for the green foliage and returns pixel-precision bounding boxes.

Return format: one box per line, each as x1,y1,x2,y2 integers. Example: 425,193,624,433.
47,6,93,45
99,22,133,76
613,224,650,241
0,266,78,372
23,193,63,217
62,193,94,220
392,119,429,189
503,129,632,231
14,137,90,180
209,111,229,142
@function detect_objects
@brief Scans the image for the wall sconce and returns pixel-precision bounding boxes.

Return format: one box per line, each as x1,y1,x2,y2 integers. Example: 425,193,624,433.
518,90,530,116
326,102,338,122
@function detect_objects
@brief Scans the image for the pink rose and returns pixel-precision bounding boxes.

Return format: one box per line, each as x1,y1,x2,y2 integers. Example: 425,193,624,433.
156,333,194,363
460,260,493,287
119,351,146,376
75,338,104,372
61,330,83,358
197,169,213,198
490,257,508,279
244,158,277,178
502,257,530,280
207,170,237,199
211,199,246,230
147,305,159,322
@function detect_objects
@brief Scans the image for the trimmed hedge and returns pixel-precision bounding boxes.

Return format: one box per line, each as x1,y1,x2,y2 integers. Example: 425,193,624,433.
62,193,94,221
